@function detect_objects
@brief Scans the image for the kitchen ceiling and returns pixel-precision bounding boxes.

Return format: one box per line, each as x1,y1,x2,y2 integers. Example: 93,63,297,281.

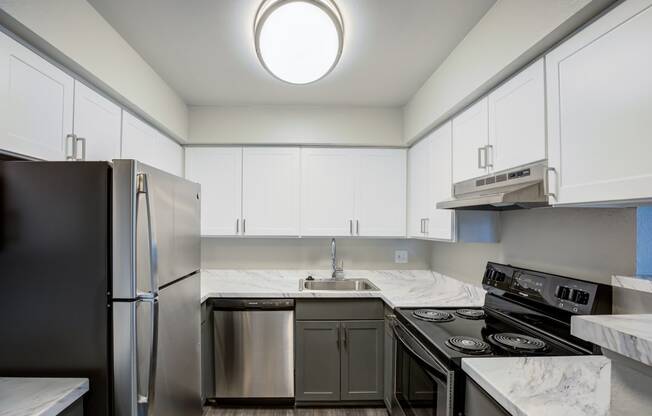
88,0,495,106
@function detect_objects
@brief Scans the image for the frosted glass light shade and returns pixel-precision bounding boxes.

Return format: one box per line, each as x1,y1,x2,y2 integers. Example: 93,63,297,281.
254,0,344,84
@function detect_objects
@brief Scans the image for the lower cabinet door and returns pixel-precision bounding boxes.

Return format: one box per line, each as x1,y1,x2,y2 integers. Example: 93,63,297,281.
340,320,384,401
383,318,395,410
295,321,341,401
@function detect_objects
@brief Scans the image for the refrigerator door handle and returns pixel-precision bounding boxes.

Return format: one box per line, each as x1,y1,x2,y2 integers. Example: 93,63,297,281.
137,298,159,416
137,172,159,297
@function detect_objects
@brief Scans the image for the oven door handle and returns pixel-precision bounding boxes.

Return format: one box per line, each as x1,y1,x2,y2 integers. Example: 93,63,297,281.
392,322,450,382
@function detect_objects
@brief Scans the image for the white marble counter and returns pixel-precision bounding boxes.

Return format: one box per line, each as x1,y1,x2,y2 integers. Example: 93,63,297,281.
0,378,88,416
571,314,652,366
201,269,486,308
462,356,611,416
612,275,652,294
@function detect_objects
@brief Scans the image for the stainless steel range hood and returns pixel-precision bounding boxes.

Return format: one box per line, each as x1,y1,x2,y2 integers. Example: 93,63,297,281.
437,162,550,211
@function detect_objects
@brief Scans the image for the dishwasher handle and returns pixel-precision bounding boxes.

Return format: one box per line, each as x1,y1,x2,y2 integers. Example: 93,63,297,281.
209,298,295,310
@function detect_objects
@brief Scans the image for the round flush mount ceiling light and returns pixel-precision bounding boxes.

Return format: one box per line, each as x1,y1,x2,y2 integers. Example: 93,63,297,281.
254,0,344,84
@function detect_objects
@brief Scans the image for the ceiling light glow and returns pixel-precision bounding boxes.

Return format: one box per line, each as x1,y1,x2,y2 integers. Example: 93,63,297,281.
254,0,344,84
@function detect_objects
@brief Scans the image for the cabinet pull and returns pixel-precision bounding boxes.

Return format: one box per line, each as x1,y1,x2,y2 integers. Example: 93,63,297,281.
356,220,359,236
242,219,246,235
424,218,429,235
544,167,558,201
336,325,341,349
477,147,484,169
65,134,76,161
419,218,423,234
236,219,240,234
342,326,347,348
349,219,353,235
485,145,493,169
75,137,86,161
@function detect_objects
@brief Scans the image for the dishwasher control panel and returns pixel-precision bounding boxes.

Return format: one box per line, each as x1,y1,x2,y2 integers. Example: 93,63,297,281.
210,298,295,310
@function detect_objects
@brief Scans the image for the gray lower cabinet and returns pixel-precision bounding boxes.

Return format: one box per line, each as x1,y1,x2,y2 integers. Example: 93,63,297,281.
200,302,214,401
383,313,395,410
340,320,384,401
295,320,342,401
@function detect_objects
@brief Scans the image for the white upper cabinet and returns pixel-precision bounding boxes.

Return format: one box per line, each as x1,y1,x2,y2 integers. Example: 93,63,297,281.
408,122,455,241
428,122,454,241
122,112,183,176
301,148,356,236
407,135,432,238
452,98,489,183
0,32,73,160
242,147,301,236
488,59,546,172
546,0,652,205
185,147,242,236
72,81,121,161
353,149,406,237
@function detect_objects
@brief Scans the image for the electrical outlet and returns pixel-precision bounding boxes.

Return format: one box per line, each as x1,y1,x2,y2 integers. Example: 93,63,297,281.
394,250,408,264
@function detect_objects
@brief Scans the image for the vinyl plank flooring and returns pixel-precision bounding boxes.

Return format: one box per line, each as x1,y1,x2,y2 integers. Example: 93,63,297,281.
204,408,387,416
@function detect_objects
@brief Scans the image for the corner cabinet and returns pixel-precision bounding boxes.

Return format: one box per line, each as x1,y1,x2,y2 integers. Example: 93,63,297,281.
546,0,652,206
301,148,406,237
408,122,454,241
0,31,73,160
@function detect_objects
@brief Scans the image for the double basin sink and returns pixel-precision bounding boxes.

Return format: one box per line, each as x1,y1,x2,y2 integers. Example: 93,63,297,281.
299,278,380,292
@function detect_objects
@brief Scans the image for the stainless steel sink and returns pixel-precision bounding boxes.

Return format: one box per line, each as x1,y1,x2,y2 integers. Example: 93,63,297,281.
299,278,380,291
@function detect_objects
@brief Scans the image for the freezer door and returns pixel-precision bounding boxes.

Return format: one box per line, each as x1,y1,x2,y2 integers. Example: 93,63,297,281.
113,160,200,299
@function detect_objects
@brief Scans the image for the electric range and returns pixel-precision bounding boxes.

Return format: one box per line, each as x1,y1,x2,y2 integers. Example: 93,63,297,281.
387,262,612,416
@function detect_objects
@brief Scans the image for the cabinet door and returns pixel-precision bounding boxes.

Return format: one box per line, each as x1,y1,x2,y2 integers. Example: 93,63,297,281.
341,320,384,401
242,147,300,236
407,137,431,238
0,32,73,160
383,318,394,411
185,147,242,236
121,111,157,166
452,98,489,183
73,81,121,161
428,122,455,241
488,59,545,172
301,148,356,236
295,321,341,402
546,0,652,205
354,149,406,237
154,130,184,177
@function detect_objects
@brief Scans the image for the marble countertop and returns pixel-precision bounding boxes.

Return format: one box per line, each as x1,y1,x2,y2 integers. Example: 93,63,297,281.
462,356,611,416
201,269,486,308
611,275,652,294
0,378,88,416
571,314,652,366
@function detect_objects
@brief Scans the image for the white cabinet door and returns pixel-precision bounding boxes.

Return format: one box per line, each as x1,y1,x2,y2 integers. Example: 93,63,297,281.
301,148,356,236
242,147,301,236
546,0,652,205
428,122,455,241
407,137,431,238
0,32,73,160
488,59,546,172
154,131,184,177
354,149,406,237
121,112,157,166
452,98,489,183
185,147,242,236
73,81,121,161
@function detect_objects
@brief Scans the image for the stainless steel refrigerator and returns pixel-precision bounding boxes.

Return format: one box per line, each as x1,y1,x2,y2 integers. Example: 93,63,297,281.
0,159,202,416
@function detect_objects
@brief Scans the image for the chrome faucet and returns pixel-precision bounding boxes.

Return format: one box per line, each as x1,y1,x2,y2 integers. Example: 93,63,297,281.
330,238,344,279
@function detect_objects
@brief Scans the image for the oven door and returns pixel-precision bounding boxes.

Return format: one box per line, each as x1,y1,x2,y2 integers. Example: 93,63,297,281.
391,321,456,416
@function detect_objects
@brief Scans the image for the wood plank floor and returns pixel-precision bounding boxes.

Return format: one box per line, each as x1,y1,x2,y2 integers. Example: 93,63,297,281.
204,407,387,416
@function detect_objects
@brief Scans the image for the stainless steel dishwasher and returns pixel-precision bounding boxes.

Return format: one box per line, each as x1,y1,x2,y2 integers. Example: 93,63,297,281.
212,299,295,401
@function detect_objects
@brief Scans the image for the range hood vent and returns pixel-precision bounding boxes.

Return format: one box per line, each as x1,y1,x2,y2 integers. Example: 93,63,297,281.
437,162,550,211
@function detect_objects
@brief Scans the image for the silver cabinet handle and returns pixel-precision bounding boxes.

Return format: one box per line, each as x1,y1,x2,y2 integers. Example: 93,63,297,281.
485,145,493,169
544,167,558,201
136,172,159,297
349,219,353,235
75,137,86,161
477,147,484,169
419,218,424,234
65,134,76,160
236,218,239,234
356,220,359,236
137,297,159,416
336,323,341,349
242,219,246,235
342,325,347,348
424,218,429,235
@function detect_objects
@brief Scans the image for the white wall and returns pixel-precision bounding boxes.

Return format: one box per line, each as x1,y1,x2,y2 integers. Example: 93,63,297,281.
189,105,404,147
403,0,613,144
0,0,188,142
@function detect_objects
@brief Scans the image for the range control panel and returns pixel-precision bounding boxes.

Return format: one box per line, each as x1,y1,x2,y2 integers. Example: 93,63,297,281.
482,262,611,315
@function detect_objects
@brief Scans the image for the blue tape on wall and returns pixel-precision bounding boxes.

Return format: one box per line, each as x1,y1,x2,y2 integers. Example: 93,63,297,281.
637,206,652,277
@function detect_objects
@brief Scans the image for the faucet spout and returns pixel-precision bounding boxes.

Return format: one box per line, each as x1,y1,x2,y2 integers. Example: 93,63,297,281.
330,238,343,279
